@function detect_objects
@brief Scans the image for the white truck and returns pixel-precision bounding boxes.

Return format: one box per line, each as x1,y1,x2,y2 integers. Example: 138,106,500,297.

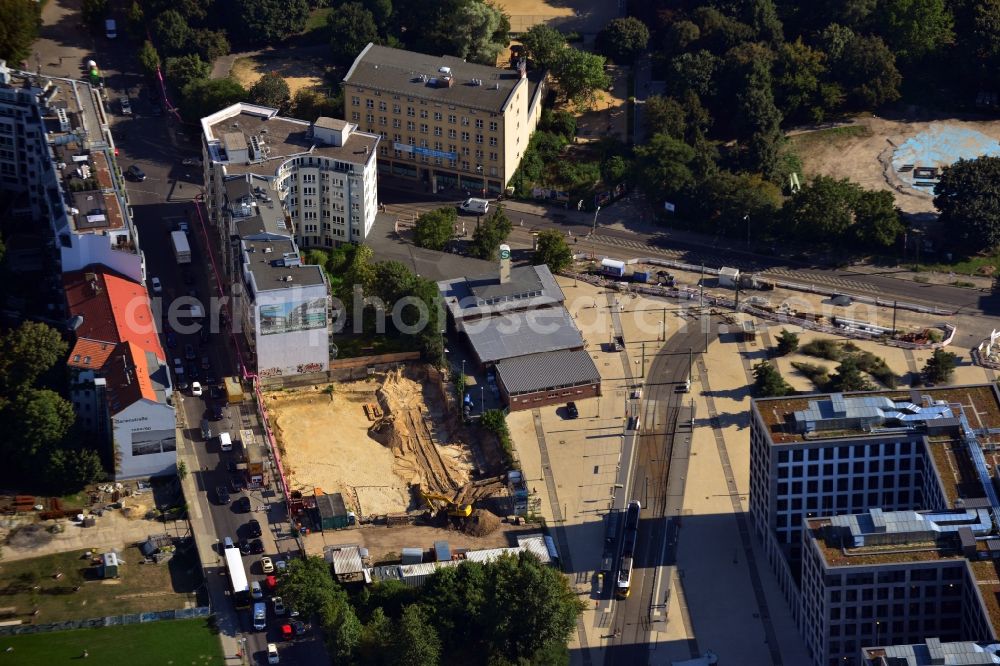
171,230,191,264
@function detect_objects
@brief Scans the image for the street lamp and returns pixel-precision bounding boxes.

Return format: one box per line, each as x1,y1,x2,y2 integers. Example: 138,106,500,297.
744,214,750,248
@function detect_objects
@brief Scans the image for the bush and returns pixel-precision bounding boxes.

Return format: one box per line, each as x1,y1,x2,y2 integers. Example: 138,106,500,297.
481,409,515,469
775,329,799,356
799,338,843,361
791,361,830,388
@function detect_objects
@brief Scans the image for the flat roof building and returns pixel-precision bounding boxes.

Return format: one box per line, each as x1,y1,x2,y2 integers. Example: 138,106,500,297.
343,43,546,195
200,103,380,255
750,386,1000,665
495,349,601,411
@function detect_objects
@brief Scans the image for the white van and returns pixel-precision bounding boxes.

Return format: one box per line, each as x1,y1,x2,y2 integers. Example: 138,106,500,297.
218,432,233,452
105,19,117,39
253,602,267,631
458,197,489,215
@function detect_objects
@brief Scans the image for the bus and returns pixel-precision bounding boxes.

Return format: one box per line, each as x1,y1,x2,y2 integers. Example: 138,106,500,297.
224,546,251,608
615,500,641,599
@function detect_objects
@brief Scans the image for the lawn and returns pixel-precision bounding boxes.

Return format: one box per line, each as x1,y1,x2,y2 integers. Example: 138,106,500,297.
0,544,202,624
0,617,222,665
788,123,873,152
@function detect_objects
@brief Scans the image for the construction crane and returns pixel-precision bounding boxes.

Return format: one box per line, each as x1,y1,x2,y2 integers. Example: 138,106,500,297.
420,491,473,518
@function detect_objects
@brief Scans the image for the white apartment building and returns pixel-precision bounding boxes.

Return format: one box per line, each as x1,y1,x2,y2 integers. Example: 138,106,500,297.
200,103,380,252
343,43,546,195
0,60,144,283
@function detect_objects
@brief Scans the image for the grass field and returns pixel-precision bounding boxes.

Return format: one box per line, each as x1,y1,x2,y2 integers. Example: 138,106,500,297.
0,544,201,624
788,124,873,152
0,617,222,665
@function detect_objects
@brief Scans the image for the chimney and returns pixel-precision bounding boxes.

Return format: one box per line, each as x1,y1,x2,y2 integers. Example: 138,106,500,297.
499,244,511,284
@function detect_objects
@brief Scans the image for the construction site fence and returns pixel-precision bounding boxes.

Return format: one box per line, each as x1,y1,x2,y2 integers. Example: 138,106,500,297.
564,272,956,351
569,256,954,316
0,606,210,637
259,353,421,389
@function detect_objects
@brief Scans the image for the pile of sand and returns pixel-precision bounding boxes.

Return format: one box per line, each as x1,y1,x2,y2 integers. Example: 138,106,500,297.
462,509,501,537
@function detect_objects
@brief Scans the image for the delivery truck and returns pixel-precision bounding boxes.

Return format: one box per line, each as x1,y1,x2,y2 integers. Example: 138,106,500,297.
171,230,191,264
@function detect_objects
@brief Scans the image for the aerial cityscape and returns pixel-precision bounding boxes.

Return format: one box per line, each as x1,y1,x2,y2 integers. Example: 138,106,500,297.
1,0,1000,664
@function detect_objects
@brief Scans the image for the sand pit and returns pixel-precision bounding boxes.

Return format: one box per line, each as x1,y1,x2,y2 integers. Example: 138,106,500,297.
266,367,473,516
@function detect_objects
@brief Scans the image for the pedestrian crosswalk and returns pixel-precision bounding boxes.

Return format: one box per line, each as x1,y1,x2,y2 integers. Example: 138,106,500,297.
758,267,881,294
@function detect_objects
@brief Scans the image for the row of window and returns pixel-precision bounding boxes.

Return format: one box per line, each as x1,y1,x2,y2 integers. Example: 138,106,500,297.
351,97,499,129
774,489,915,517
776,441,915,464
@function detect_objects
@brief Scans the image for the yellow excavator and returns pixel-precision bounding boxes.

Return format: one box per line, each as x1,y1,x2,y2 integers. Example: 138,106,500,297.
420,491,473,518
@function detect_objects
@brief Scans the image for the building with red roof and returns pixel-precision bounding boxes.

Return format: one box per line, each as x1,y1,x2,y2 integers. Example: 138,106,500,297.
64,266,176,479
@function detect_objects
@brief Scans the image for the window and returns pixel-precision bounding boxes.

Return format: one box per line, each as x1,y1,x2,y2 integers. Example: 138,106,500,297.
420,109,428,118
407,121,415,131
366,113,374,123
434,112,442,121
448,129,457,139
461,131,470,142
407,107,415,117
351,112,360,121
393,119,401,129
489,121,498,131
434,127,442,136
461,116,470,126
475,119,483,128
379,116,387,126
393,104,401,114
366,99,374,108
351,96,360,106
420,124,428,133
448,114,456,124
489,151,498,161
489,137,497,146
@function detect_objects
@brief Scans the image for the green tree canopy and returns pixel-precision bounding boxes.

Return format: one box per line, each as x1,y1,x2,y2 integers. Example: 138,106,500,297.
877,0,954,61
552,49,611,109
775,329,800,355
179,77,247,123
372,260,417,306
329,2,380,65
46,448,105,493
533,229,574,273
0,322,68,392
248,72,291,111
81,0,109,29
752,361,792,397
138,41,162,76
278,556,340,618
782,176,861,242
0,0,41,64
923,348,958,383
413,208,457,251
837,34,902,108
228,0,309,45
773,38,830,123
596,17,650,63
642,96,687,140
189,28,231,62
828,356,874,392
394,604,441,666
469,206,512,260
933,156,1000,254
852,190,904,249
633,133,697,202
291,89,344,122
9,389,76,458
166,54,211,92
520,24,566,70
152,10,193,55
447,0,510,65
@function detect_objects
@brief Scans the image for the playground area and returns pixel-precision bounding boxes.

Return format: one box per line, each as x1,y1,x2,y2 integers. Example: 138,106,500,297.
265,367,474,517
791,115,1000,214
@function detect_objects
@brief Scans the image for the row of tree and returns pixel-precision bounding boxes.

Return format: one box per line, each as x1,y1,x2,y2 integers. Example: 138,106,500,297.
278,553,584,664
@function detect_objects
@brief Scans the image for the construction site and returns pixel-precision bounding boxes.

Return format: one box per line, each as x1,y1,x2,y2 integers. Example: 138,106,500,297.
265,365,512,525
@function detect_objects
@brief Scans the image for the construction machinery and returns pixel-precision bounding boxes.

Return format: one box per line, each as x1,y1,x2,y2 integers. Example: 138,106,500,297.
420,491,473,518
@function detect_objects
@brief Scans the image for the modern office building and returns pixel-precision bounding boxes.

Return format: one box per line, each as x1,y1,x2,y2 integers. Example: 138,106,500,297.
0,60,144,282
862,638,1000,664
63,266,175,479
343,43,545,194
750,386,1000,665
200,103,380,251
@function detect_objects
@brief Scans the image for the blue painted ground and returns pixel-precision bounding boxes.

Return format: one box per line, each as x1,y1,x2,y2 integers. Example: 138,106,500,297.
891,122,1000,189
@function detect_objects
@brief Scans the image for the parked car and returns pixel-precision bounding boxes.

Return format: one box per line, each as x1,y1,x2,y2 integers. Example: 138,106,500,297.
126,165,145,181
566,402,579,419
182,157,202,167
150,277,162,295
261,557,274,574
190,381,202,397
210,404,224,421
291,620,307,636
275,559,287,574
247,519,262,538
273,596,286,616
280,624,293,641
250,539,264,554
200,419,211,440
267,643,279,664
234,496,251,513
119,96,132,115
215,486,229,504
229,475,242,493
265,574,278,591
250,580,263,600
239,539,251,555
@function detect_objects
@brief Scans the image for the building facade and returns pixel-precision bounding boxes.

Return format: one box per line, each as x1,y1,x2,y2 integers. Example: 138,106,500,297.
0,60,144,283
201,104,380,252
343,44,545,195
750,387,1000,665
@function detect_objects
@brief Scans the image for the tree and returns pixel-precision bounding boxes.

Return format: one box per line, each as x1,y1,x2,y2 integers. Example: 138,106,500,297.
328,3,380,65
633,133,696,202
775,329,800,356
81,0,109,29
340,244,376,302
152,10,192,56
533,230,573,273
394,604,441,666
666,50,718,100
596,17,650,64
166,54,211,93
413,208,456,251
552,49,611,109
828,356,874,392
249,72,291,111
179,78,247,122
277,556,340,618
773,39,829,123
782,176,861,243
359,607,395,664
412,278,444,365
10,389,76,458
837,34,901,108
291,89,344,121
372,260,417,306
539,109,576,141
363,0,393,30
447,0,510,66
877,0,954,61
933,156,1000,254
0,322,68,392
520,24,566,70
229,0,310,45
138,41,161,76
127,1,145,36
189,29,231,62
322,599,361,662
46,448,105,492
0,0,40,65
642,96,686,140
601,155,628,184
923,348,958,383
852,190,904,250
752,361,792,397
469,206,512,260
692,171,782,238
